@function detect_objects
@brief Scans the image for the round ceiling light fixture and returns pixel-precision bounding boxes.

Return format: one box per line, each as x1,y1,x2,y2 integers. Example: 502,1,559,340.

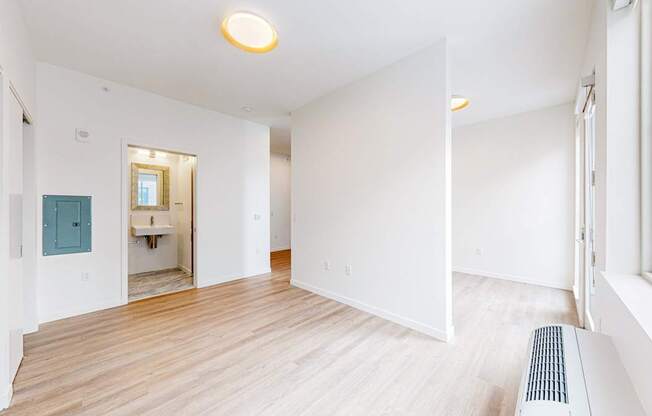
451,95,470,112
221,12,278,53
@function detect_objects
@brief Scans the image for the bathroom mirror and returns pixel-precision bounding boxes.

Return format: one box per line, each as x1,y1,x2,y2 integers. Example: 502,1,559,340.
131,163,170,210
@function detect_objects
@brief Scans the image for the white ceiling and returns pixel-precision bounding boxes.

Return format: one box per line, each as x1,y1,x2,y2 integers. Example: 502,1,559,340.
18,0,594,154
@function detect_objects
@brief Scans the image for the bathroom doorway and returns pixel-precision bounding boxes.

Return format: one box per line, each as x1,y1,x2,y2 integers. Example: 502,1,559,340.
124,145,197,302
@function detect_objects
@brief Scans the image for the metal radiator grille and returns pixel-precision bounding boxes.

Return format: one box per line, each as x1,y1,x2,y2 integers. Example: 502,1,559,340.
525,325,568,403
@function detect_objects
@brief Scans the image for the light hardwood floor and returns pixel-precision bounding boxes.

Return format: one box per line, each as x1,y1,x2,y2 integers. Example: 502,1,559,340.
2,250,577,416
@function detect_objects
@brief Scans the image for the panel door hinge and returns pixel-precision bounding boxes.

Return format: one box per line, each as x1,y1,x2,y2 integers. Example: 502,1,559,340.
591,170,596,186
591,251,596,267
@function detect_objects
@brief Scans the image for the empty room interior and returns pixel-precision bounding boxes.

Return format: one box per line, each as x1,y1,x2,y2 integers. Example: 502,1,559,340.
0,0,651,415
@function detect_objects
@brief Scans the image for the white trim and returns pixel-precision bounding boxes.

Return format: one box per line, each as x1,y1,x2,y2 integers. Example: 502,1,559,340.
178,264,192,275
196,267,271,289
121,139,129,305
452,267,573,291
121,138,199,303
23,323,39,335
1,383,13,410
271,246,290,253
641,0,652,274
38,298,122,324
585,311,596,332
643,272,652,285
291,279,454,342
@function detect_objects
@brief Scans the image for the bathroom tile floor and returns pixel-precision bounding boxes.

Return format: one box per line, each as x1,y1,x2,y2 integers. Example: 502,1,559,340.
128,268,194,302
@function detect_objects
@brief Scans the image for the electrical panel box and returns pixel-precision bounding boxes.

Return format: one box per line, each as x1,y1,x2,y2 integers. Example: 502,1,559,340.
42,195,92,256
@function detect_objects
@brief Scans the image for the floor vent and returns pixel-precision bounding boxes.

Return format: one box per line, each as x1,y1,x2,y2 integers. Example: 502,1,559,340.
525,325,568,403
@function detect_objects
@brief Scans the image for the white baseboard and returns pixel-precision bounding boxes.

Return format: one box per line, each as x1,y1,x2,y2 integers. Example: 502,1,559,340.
39,298,123,324
178,264,192,274
271,246,290,253
197,268,272,289
452,267,572,291
1,383,13,410
24,323,39,335
291,280,454,342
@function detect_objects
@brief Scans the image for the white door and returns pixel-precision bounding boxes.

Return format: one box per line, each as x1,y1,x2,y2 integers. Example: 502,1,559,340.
7,91,24,381
573,116,586,328
583,96,596,330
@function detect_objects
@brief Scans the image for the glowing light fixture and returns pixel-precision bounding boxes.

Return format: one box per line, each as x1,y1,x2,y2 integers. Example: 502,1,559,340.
221,12,278,53
451,95,470,112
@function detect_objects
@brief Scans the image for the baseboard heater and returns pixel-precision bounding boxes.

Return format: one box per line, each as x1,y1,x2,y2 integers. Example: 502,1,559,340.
515,324,646,416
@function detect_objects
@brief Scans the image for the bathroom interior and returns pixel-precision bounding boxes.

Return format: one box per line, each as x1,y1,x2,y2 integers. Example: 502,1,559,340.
128,146,196,302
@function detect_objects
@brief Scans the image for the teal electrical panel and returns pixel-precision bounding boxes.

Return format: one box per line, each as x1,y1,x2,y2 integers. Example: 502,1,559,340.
42,195,92,256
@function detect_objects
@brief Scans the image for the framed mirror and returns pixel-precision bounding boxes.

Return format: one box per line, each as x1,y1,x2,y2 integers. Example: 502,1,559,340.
131,163,170,210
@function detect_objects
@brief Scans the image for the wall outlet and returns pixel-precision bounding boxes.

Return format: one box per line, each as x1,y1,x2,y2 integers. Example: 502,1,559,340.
253,213,261,221
345,265,352,276
475,248,483,256
323,261,331,271
81,272,90,281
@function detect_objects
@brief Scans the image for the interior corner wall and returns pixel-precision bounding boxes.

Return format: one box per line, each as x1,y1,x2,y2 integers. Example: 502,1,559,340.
35,63,270,323
452,103,575,290
270,152,291,252
291,40,453,341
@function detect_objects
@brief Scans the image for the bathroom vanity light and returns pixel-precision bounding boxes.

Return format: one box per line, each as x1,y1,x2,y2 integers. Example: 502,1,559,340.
221,12,278,53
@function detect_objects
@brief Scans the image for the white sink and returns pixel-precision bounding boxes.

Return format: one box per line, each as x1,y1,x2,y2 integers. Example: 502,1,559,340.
131,224,175,237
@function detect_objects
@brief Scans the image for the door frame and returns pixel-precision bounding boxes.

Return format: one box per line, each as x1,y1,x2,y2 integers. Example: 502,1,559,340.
573,115,586,328
120,138,198,305
573,80,597,331
0,69,34,410
582,94,597,331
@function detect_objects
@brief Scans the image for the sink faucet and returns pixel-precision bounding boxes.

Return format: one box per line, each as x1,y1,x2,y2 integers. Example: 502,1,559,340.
150,215,154,226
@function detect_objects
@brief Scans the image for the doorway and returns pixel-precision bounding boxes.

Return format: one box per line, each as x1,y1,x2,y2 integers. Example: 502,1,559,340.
2,77,35,400
574,83,596,330
123,145,197,302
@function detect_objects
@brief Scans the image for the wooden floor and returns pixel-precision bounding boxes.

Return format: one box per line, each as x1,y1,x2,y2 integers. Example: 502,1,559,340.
2,249,577,416
128,268,194,302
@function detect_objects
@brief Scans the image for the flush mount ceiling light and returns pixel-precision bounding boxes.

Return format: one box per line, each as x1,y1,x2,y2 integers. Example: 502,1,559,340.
221,12,278,53
451,95,470,112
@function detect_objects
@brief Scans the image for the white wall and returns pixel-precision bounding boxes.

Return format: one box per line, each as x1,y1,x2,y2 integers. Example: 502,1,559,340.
452,103,575,290
0,0,35,114
0,0,35,408
270,152,291,252
291,40,453,341
604,1,641,275
594,273,652,414
35,63,270,323
580,3,651,412
127,150,193,275
583,2,652,413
